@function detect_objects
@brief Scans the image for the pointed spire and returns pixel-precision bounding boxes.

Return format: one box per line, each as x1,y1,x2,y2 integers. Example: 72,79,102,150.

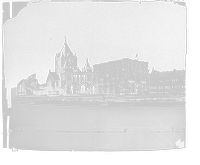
85,58,90,68
63,36,73,56
83,58,92,72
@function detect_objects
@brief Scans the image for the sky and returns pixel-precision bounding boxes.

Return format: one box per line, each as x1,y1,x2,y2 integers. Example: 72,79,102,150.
3,1,186,88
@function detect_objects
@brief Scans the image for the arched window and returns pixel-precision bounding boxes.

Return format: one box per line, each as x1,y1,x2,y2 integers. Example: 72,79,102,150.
84,75,86,82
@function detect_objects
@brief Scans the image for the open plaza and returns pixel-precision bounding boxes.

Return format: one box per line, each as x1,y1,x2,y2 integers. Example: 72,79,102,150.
9,91,185,151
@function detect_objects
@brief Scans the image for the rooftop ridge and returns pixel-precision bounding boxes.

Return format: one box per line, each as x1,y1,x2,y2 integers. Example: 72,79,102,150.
93,58,148,66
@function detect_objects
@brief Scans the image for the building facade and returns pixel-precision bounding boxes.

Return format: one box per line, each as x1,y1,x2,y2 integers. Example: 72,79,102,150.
93,58,149,95
55,38,96,95
149,69,185,96
47,70,60,91
17,73,39,96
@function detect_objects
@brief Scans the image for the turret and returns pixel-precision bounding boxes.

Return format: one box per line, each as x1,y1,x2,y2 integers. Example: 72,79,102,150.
83,58,92,72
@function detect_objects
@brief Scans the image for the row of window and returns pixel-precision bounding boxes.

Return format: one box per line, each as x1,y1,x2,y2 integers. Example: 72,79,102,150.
172,79,178,82
150,86,170,89
150,85,185,89
151,79,185,83
98,85,145,89
94,66,146,72
150,91,185,94
94,61,147,70
65,74,92,83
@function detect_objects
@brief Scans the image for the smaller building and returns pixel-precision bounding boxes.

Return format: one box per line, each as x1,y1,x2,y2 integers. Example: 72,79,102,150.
47,70,60,91
149,69,185,96
16,73,39,96
17,79,26,96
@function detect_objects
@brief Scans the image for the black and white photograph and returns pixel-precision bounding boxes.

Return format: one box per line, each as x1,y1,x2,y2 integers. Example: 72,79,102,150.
2,0,187,152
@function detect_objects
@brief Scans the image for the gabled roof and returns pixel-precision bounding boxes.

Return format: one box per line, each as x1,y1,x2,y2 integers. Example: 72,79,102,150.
60,41,72,56
85,58,91,68
17,79,25,86
56,40,73,58
172,69,177,74
49,72,60,81
26,73,36,80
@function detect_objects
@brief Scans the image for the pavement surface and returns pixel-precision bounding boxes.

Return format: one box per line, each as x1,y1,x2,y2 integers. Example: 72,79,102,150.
10,103,185,151
3,91,185,151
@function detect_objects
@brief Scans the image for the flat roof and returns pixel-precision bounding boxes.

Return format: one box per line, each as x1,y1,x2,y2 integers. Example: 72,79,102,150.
93,58,148,66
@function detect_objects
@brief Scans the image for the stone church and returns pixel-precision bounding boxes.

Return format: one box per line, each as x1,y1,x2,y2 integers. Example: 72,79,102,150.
47,40,95,95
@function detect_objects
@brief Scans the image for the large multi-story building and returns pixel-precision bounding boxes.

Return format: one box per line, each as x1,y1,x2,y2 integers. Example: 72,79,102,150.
54,38,96,95
93,58,149,95
149,69,185,96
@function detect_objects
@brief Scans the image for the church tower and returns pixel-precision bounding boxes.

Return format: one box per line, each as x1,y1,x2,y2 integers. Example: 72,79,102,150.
54,37,95,95
55,37,77,76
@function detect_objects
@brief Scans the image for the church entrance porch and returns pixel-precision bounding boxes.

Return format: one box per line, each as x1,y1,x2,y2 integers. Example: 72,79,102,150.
81,85,86,93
